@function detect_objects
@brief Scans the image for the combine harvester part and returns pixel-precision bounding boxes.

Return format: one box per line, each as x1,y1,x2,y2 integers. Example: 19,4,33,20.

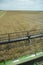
0,30,43,65
0,34,43,44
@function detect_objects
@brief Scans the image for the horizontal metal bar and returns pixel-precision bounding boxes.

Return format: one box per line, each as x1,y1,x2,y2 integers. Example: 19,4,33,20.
0,37,28,44
30,34,43,39
0,34,43,44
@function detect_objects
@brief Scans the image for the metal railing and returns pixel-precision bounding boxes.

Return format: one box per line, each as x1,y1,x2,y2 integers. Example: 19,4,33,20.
0,29,43,44
0,33,43,44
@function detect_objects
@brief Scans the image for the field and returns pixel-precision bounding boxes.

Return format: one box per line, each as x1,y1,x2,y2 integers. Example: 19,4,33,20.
0,11,43,61
0,11,43,34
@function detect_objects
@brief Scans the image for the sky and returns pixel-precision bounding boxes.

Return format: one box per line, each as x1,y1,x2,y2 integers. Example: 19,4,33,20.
0,0,43,11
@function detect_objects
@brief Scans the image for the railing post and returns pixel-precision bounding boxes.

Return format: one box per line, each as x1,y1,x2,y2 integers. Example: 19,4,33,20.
27,31,30,42
8,33,10,42
24,32,30,46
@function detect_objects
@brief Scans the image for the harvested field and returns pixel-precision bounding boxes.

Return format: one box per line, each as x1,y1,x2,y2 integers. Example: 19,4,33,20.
0,11,43,61
0,11,43,34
